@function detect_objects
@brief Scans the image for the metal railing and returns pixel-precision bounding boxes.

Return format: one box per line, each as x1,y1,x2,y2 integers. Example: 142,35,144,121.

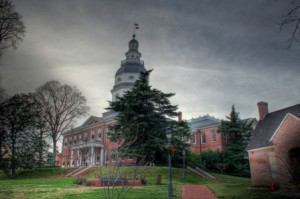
121,59,144,65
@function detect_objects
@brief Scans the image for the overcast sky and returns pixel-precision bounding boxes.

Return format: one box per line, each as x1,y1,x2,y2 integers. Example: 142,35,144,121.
1,0,299,125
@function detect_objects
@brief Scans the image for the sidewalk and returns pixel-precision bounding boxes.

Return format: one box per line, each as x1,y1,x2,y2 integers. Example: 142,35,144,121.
182,185,217,199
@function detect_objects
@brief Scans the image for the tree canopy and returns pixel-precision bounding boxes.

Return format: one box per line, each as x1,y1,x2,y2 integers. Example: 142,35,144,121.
0,93,43,176
35,80,89,165
217,105,253,175
280,0,300,48
0,0,26,58
107,70,190,164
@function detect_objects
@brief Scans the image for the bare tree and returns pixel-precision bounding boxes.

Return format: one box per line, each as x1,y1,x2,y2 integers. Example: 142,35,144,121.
280,0,300,48
0,0,25,57
35,80,89,165
98,145,148,199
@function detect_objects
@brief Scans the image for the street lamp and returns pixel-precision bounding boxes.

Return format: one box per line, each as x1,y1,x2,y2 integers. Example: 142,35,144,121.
165,127,173,199
182,149,186,179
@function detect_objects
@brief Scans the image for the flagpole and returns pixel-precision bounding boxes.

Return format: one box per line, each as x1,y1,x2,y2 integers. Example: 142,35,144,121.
133,23,139,36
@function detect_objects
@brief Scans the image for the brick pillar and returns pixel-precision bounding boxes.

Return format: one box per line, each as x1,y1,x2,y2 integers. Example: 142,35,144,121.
257,101,268,120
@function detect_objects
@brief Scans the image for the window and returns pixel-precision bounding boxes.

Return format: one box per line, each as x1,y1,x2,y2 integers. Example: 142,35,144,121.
98,129,102,139
64,138,68,147
111,150,117,162
224,133,228,142
192,134,196,144
79,134,82,140
181,136,184,141
117,77,122,82
84,132,87,141
91,131,94,140
212,131,217,142
106,128,110,139
129,75,134,80
201,133,206,144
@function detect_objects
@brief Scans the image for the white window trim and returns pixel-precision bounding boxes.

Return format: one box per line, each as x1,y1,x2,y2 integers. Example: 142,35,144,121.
211,132,217,143
192,134,197,144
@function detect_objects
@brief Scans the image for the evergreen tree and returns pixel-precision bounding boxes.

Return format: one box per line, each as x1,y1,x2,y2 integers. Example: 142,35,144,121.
217,105,253,175
107,70,190,164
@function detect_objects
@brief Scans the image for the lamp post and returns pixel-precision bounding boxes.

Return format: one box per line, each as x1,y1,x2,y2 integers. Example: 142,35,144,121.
166,127,173,199
182,149,186,179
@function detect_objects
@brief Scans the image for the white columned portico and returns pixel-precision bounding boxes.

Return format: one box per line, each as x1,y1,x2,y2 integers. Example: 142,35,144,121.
100,148,104,166
91,146,95,165
77,150,79,167
79,149,82,167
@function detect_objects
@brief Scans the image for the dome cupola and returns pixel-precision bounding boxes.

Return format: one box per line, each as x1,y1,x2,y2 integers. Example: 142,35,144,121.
111,34,147,102
129,34,139,50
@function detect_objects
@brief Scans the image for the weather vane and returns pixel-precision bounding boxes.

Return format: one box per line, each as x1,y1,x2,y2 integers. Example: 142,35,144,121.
133,23,139,37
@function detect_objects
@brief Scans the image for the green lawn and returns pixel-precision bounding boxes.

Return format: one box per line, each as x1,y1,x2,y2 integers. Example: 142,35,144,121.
0,167,283,199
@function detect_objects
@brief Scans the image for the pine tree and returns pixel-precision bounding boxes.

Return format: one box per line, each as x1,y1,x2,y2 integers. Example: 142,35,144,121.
107,70,190,164
217,105,253,175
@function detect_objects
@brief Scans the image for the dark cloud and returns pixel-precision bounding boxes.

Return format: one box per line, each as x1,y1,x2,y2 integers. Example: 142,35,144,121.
1,0,299,123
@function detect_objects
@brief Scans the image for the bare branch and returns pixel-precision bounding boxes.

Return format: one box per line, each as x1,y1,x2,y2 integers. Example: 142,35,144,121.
35,80,89,165
280,1,300,48
0,0,25,54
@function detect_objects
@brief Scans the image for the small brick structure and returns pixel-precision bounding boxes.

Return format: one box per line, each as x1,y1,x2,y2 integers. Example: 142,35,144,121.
247,102,300,190
89,178,142,187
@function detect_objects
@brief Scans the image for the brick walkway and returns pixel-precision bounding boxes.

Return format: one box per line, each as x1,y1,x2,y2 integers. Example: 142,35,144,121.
182,185,217,199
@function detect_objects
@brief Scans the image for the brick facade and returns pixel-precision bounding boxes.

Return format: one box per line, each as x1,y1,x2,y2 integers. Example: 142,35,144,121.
248,147,275,187
247,102,300,190
190,127,226,154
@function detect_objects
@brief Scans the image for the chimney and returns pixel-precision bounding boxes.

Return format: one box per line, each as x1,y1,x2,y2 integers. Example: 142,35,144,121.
257,101,268,120
178,111,182,122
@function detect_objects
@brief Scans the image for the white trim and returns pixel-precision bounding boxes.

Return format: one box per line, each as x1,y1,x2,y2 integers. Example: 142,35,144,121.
269,113,300,142
211,131,217,143
247,146,274,152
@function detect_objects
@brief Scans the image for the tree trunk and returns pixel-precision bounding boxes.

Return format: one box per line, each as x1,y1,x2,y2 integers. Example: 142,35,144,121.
11,135,15,177
53,139,57,166
38,131,43,168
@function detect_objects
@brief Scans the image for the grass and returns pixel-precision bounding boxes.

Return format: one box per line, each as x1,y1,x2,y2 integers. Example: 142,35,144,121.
0,166,289,199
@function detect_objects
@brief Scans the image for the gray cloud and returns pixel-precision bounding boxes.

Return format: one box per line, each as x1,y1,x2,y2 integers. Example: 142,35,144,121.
1,0,299,125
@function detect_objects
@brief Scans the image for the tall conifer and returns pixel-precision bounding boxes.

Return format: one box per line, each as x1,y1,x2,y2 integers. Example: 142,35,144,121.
107,70,189,163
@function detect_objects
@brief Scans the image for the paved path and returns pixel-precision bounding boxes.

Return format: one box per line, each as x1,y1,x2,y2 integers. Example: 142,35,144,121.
182,185,217,199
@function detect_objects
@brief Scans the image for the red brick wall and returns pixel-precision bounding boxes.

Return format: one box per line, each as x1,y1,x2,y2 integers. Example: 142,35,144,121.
248,114,300,189
248,147,275,187
190,127,225,154
272,114,300,188
61,119,139,167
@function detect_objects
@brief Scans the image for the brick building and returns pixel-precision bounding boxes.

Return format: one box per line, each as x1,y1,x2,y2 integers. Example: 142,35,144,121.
61,33,257,168
188,115,226,154
247,102,300,189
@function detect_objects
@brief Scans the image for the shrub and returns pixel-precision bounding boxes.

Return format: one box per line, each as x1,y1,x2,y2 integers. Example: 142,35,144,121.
74,177,90,185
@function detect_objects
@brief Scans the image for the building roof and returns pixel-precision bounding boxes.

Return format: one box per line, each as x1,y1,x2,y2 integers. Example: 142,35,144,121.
188,115,221,130
247,104,300,151
115,63,146,77
63,116,104,135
